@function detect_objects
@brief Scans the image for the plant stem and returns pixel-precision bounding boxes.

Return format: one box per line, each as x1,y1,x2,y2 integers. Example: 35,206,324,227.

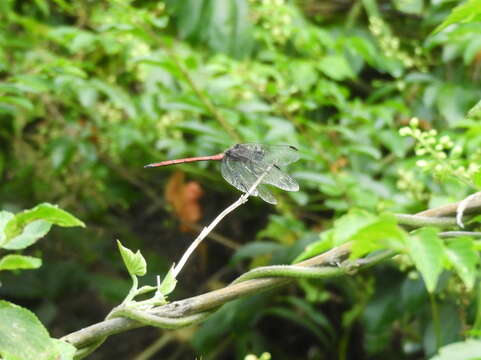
395,214,457,228
429,292,441,351
133,333,174,360
173,166,272,278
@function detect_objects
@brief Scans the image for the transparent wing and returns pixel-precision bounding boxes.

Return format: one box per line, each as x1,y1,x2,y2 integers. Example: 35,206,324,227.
233,144,300,166
221,149,298,204
258,144,300,166
257,184,277,204
263,165,299,192
221,157,258,196
246,160,299,192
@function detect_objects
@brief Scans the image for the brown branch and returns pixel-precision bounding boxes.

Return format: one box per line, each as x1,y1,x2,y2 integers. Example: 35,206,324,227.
61,197,481,350
417,197,481,217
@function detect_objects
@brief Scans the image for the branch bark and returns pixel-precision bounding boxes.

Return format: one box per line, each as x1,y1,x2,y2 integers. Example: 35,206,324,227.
62,198,481,350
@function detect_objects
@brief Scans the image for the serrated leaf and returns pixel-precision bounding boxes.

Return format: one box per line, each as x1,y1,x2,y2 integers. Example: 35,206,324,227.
404,228,444,293
350,213,406,259
158,265,177,296
0,300,58,360
0,255,42,271
3,220,52,250
294,210,380,262
331,209,378,245
117,240,147,277
4,203,85,240
445,237,479,290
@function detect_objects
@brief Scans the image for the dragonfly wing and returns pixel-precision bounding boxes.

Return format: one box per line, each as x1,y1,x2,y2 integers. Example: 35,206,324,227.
231,144,300,166
263,165,299,192
259,144,300,166
247,160,299,192
221,157,259,196
257,184,277,204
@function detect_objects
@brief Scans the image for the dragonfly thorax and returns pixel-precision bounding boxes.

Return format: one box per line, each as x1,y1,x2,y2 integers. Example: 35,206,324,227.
226,144,265,162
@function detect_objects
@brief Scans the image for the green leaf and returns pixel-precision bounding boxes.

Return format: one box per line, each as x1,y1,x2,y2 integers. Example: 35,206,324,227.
0,211,14,247
0,300,58,360
318,54,355,81
474,170,481,190
294,210,380,262
430,339,481,360
158,265,177,296
433,0,481,35
4,203,85,240
393,0,423,15
0,96,34,112
445,237,479,290
463,37,481,64
350,213,406,259
3,220,52,250
466,99,481,122
293,229,335,263
404,228,444,293
51,339,76,360
331,209,378,245
0,255,42,271
117,240,147,277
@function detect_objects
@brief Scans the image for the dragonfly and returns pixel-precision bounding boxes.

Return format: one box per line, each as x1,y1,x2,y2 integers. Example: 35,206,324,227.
145,143,300,204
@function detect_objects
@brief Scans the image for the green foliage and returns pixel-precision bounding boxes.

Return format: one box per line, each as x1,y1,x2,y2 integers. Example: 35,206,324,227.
0,203,84,250
1,0,481,358
295,210,406,262
399,117,480,187
0,204,84,266
0,255,42,271
0,300,75,360
433,0,481,34
117,240,147,277
404,228,444,293
444,237,479,290
158,265,177,297
0,204,81,359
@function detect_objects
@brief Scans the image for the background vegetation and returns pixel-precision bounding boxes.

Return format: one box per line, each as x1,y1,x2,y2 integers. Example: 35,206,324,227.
2,0,481,359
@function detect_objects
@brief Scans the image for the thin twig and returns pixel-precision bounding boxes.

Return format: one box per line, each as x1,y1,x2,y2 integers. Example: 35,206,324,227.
173,166,272,277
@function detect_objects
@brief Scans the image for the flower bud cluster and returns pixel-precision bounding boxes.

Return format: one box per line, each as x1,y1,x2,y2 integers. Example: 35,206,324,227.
399,118,478,185
368,16,425,71
396,169,428,201
245,352,271,360
250,0,294,45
